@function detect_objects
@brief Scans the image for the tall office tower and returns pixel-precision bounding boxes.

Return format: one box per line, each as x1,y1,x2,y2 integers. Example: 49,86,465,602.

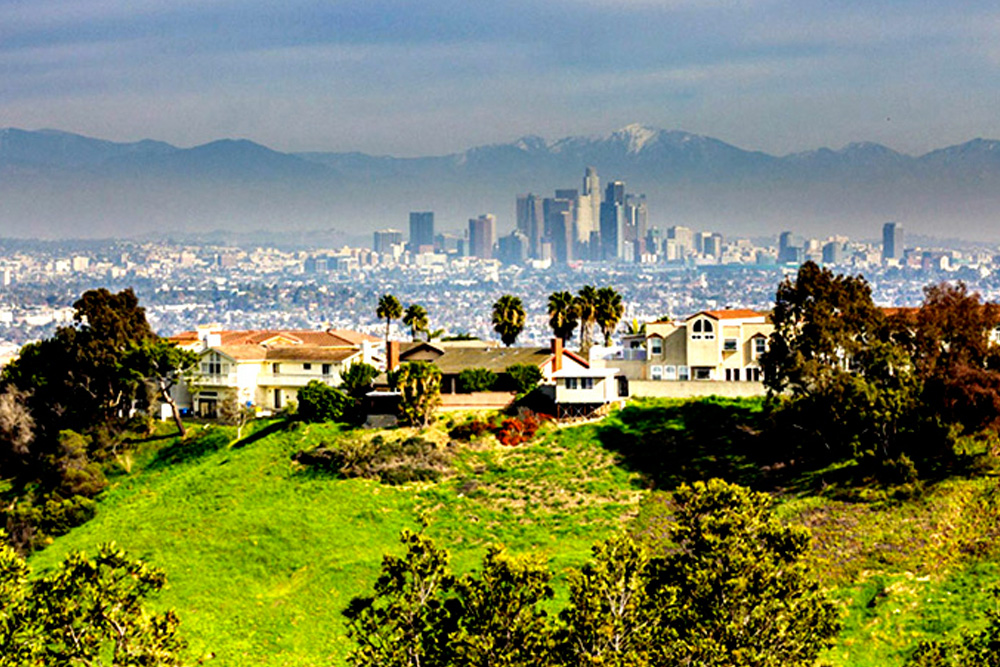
703,232,724,258
544,197,575,264
577,167,602,253
667,225,694,256
497,230,529,265
645,227,662,258
822,240,847,264
373,229,403,254
623,194,648,258
516,194,545,259
408,212,435,253
599,181,627,261
468,214,496,259
882,222,903,260
778,231,804,264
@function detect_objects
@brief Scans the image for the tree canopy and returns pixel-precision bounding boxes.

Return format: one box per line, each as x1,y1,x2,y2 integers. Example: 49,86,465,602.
492,295,526,347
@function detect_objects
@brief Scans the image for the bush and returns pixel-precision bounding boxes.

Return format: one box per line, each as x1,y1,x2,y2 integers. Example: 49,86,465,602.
496,413,543,447
294,436,451,484
297,381,353,423
450,419,493,441
458,368,498,393
506,364,543,395
340,362,380,398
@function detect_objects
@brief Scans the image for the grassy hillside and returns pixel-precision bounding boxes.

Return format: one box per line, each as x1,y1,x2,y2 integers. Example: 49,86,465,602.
28,417,640,666
28,400,1000,666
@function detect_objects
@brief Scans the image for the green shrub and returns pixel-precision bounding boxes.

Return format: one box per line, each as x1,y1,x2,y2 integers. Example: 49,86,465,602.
297,381,353,423
457,368,498,393
506,364,543,395
340,362,380,398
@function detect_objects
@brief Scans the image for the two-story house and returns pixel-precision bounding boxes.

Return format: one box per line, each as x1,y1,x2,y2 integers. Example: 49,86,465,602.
171,325,381,416
614,309,772,383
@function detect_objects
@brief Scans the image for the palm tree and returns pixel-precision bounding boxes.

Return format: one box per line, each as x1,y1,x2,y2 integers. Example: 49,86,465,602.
574,285,599,354
596,286,625,346
491,295,526,347
547,291,579,345
376,294,402,345
403,304,429,341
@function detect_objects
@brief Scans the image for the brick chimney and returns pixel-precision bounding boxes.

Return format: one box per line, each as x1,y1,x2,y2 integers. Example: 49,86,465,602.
387,340,400,372
551,338,563,373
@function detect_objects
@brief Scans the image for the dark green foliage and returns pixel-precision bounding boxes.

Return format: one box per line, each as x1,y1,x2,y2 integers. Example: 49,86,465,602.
450,546,555,666
346,481,838,667
297,380,353,423
0,534,186,665
457,368,497,393
598,398,766,489
505,364,543,396
377,294,403,344
403,304,429,342
547,291,579,344
344,528,455,667
595,287,624,346
295,436,451,484
492,295,526,347
558,535,660,666
653,479,840,666
903,594,1000,666
341,362,380,399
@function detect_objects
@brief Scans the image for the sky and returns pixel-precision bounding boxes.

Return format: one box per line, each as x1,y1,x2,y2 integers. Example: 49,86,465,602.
2,0,1000,157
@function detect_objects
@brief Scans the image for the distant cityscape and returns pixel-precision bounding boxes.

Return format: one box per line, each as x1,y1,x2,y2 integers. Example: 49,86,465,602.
0,185,997,361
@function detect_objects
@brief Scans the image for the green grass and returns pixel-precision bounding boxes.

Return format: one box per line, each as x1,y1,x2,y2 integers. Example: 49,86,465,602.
27,399,1000,666
29,418,643,666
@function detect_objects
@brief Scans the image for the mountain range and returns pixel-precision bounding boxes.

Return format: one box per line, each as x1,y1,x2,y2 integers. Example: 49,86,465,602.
2,124,1000,243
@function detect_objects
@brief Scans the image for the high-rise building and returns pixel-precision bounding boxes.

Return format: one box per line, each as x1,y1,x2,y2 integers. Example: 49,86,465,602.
516,194,545,259
667,226,694,257
408,212,435,253
497,230,529,265
623,194,648,259
468,214,496,259
778,231,804,264
373,229,403,254
544,197,574,264
882,222,903,260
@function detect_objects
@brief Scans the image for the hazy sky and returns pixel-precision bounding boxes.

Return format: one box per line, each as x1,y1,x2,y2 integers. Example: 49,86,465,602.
3,0,999,156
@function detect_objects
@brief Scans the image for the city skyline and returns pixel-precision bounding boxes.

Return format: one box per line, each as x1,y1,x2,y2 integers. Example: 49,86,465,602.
3,1,1000,158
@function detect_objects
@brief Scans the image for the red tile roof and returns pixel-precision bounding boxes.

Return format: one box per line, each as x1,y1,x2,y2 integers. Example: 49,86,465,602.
169,328,378,348
693,309,765,321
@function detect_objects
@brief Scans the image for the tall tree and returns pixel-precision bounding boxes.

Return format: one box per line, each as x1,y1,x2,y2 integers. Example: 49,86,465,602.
595,287,625,346
124,339,199,437
377,294,403,345
403,304,429,342
492,295,526,347
547,291,579,345
574,286,599,355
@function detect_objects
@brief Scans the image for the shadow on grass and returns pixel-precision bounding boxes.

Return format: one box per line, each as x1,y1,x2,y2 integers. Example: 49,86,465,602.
148,429,232,470
229,420,290,450
598,397,770,491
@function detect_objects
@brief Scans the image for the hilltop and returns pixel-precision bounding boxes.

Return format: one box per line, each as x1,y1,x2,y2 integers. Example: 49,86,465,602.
27,400,1000,666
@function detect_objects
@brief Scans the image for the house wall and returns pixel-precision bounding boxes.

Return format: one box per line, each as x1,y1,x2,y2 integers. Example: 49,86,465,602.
630,380,766,398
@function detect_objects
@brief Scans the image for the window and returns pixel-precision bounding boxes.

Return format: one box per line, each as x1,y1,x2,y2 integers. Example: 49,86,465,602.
678,365,690,380
754,337,767,357
665,365,677,380
565,378,578,390
272,363,281,374
581,378,594,390
202,361,222,375
322,364,331,375
750,368,761,382
694,367,712,380
650,338,662,355
723,338,738,352
691,319,715,340
303,363,312,371
650,365,663,380
726,369,740,381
